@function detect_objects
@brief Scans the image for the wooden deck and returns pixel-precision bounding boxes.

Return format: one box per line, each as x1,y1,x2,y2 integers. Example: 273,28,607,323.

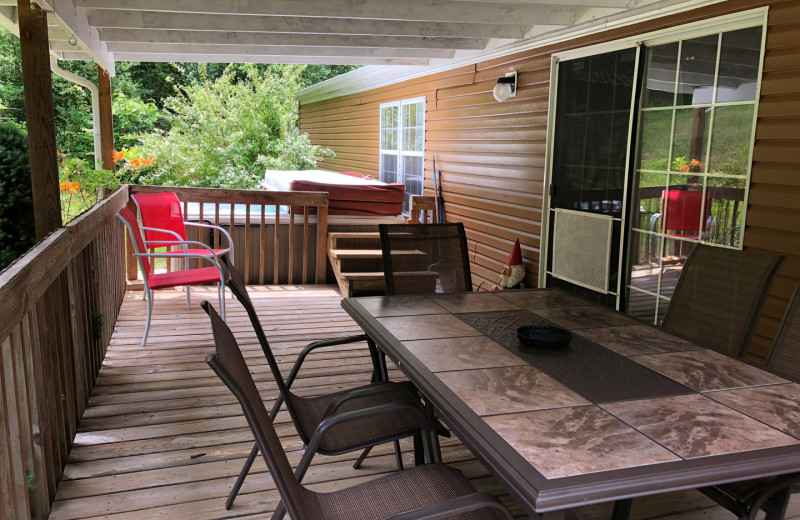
49,285,800,520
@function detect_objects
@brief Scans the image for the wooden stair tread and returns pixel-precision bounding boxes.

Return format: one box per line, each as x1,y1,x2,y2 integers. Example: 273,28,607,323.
329,249,383,259
328,232,380,240
338,272,384,280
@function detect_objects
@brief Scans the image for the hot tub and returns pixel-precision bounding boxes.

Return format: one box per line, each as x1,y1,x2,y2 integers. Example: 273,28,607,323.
262,169,406,217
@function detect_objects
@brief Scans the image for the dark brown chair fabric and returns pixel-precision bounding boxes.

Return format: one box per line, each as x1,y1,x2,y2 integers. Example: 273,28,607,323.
217,256,425,511
204,302,512,520
379,223,472,296
696,284,800,520
661,244,785,357
766,284,800,382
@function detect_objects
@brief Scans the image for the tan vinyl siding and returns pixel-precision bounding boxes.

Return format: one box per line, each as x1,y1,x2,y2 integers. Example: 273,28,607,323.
300,0,800,357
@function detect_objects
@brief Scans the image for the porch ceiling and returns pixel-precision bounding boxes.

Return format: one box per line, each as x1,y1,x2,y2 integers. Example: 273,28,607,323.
0,0,716,76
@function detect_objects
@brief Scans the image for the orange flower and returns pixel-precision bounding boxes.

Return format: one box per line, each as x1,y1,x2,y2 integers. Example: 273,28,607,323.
130,158,144,168
60,181,80,193
143,156,154,166
113,150,124,164
61,159,66,167
56,151,65,156
680,164,689,172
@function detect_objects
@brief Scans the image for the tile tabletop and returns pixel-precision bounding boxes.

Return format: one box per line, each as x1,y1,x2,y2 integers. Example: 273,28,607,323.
345,288,800,510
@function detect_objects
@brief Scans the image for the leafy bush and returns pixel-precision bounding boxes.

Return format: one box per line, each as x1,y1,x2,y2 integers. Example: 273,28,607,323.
135,64,333,188
0,121,35,269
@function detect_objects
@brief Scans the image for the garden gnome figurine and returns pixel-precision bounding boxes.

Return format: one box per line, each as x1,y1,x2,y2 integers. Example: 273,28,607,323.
498,239,525,290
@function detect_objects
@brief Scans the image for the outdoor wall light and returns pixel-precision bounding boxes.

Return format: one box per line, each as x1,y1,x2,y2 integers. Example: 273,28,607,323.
493,71,518,102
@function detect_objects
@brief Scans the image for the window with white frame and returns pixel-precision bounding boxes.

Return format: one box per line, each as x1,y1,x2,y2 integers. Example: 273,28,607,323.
380,97,425,214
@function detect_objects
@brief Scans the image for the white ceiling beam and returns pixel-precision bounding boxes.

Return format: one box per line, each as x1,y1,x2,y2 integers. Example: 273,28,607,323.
76,0,574,26
98,28,489,51
0,5,18,36
448,0,632,6
85,11,540,39
110,53,431,66
105,42,456,59
38,0,115,74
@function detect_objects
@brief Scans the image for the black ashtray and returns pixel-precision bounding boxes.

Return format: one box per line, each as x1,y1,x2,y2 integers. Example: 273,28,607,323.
516,325,572,348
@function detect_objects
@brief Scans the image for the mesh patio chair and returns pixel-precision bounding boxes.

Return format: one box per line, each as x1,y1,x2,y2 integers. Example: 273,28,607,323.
132,192,233,309
661,244,785,357
117,207,226,345
379,223,473,296
697,283,800,520
217,257,438,512
203,301,512,520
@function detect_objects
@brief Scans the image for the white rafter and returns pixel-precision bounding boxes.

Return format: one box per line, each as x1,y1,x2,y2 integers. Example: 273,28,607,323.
39,0,115,74
98,29,489,51
75,0,580,25
105,42,456,59
84,11,539,39
110,53,431,66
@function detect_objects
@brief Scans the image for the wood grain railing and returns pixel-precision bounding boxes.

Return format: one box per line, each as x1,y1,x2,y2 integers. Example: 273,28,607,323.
0,186,128,519
127,185,330,285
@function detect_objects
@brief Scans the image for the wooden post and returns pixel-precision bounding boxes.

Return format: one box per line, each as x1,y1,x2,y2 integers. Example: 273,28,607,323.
98,67,114,171
18,0,62,240
97,66,114,200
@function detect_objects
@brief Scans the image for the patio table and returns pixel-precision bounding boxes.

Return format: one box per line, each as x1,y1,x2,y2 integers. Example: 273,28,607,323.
341,288,800,519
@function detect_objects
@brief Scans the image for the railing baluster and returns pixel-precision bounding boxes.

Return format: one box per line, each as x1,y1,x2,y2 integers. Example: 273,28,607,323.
214,203,220,249
316,204,328,284
289,205,296,284
303,209,309,284
245,205,251,283
259,205,266,285
229,203,235,271
274,203,280,284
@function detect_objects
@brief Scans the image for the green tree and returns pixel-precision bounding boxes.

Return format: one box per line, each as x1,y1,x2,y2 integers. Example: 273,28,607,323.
0,121,36,269
134,64,333,188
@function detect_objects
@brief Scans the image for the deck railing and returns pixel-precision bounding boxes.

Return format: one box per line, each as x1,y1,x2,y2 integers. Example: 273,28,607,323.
0,186,128,519
127,185,330,284
0,184,330,518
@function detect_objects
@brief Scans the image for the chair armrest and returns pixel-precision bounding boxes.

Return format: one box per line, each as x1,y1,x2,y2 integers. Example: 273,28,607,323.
134,251,224,271
141,239,217,255
184,221,234,256
284,334,370,390
320,381,416,419
307,402,430,455
141,226,184,243
383,492,513,520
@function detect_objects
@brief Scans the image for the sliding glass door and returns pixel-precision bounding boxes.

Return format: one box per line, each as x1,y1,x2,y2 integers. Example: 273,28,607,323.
543,18,764,320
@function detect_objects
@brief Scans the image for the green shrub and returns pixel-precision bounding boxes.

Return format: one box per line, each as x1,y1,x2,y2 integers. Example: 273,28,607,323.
0,121,35,270
135,64,333,189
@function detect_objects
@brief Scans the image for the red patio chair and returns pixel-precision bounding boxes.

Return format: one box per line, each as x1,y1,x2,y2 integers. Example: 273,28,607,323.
117,207,226,345
660,189,713,239
132,192,233,309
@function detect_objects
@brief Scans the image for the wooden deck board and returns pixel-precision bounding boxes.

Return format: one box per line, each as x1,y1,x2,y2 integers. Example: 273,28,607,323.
49,285,800,520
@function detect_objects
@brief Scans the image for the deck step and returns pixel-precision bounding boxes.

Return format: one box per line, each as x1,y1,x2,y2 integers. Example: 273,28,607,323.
328,231,380,240
339,272,384,280
329,248,384,260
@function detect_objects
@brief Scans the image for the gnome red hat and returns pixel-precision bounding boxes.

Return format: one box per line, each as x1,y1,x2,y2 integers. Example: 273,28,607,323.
499,239,525,289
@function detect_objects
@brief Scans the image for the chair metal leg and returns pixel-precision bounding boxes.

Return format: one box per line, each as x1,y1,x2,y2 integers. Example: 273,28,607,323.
394,439,404,471
186,285,191,310
225,442,259,510
352,445,373,469
611,499,633,520
764,489,791,520
413,434,424,466
142,289,153,346
220,282,226,320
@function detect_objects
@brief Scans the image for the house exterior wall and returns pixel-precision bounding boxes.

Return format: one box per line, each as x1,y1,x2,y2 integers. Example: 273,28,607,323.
298,0,800,358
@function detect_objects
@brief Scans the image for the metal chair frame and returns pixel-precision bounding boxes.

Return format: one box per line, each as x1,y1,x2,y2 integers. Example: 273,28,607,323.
116,208,226,345
132,192,233,310
217,257,438,513
662,244,785,358
203,300,510,520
